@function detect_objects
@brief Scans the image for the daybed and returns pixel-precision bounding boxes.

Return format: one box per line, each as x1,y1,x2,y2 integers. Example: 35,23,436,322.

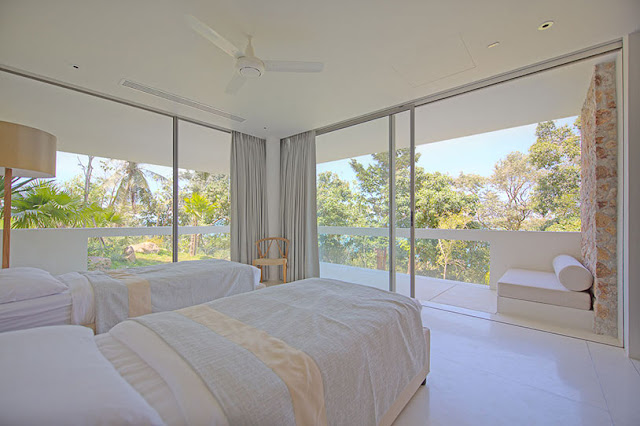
497,255,594,330
0,278,430,426
0,259,261,334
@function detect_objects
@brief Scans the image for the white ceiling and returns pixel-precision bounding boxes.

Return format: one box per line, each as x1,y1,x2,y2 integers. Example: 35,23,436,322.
0,0,638,141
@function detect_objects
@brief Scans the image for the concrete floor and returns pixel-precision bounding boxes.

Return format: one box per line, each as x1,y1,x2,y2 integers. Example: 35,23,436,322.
320,262,497,313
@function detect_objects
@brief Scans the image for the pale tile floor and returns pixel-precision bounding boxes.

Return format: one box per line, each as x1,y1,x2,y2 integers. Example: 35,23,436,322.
393,307,640,426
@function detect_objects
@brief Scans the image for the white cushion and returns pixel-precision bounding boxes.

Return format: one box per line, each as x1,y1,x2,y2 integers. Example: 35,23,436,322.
0,325,164,426
0,267,68,304
552,255,593,292
497,269,592,310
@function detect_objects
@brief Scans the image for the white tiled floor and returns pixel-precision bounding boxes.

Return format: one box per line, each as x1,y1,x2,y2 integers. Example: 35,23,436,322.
394,307,640,426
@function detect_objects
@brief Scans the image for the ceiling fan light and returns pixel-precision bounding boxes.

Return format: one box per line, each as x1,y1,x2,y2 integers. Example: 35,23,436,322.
239,67,262,78
236,56,265,78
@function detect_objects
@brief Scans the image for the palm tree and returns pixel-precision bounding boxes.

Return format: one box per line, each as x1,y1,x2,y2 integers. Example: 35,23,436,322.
111,161,167,213
183,192,217,256
0,176,37,202
8,181,90,228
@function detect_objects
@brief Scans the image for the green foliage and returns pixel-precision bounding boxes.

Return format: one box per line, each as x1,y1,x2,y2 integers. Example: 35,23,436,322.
317,118,583,286
9,181,90,228
529,119,581,230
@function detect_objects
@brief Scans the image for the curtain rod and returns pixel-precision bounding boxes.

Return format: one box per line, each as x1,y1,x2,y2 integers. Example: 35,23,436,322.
0,64,233,135
312,38,622,137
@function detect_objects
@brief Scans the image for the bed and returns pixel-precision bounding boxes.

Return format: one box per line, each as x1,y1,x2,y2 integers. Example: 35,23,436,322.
0,259,262,334
0,278,430,426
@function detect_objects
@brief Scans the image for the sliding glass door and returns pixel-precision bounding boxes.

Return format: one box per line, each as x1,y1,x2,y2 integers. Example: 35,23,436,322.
316,118,391,290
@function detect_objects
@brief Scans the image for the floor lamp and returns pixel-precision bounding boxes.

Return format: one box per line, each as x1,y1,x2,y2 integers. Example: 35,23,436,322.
0,121,56,269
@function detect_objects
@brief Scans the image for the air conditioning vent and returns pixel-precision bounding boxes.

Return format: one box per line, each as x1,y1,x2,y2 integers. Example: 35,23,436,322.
121,79,245,122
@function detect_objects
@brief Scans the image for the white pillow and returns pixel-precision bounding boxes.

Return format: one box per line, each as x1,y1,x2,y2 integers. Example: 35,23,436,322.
553,255,594,292
0,267,68,303
0,325,164,426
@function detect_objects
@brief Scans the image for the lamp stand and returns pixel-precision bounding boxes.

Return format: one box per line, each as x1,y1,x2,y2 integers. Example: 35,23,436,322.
2,167,11,269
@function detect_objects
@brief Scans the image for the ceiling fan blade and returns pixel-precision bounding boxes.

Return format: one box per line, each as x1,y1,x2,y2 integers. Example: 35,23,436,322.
264,60,324,73
185,15,243,59
225,74,247,94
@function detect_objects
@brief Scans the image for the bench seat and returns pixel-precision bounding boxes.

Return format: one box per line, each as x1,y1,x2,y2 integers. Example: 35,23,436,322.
497,269,592,311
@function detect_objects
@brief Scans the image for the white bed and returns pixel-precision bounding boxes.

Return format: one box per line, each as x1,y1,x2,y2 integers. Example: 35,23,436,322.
0,291,72,333
0,259,262,334
0,278,430,426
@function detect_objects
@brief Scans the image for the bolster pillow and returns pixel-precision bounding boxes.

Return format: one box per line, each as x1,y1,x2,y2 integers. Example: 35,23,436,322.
552,255,593,292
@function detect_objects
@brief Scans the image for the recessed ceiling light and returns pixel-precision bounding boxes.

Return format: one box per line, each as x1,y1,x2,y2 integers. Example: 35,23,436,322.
538,21,554,31
487,41,500,49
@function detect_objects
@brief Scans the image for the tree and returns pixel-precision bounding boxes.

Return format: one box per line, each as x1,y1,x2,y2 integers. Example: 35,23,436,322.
415,172,478,229
78,155,94,205
481,151,539,231
316,171,368,265
111,161,167,213
9,181,91,228
435,212,474,280
183,192,217,256
529,119,581,231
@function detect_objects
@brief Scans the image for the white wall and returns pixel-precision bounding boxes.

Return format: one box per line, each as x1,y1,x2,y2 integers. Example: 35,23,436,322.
265,136,281,280
624,32,640,359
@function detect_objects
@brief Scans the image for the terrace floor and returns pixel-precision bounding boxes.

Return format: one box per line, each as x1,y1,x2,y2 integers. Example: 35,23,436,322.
320,262,497,314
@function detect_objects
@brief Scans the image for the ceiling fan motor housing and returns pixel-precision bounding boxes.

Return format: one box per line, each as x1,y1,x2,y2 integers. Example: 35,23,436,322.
237,56,265,78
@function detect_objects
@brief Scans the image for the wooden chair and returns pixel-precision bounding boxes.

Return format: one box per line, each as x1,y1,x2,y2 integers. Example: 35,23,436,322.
252,237,289,285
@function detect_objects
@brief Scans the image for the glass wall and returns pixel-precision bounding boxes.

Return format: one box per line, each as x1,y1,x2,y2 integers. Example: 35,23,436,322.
0,70,230,274
178,121,231,261
316,117,390,290
315,53,601,314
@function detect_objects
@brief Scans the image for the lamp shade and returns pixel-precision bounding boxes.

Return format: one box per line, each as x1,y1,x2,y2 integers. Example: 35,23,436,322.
0,121,56,178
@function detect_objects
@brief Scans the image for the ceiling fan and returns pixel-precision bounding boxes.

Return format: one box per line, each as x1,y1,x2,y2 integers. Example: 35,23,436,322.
185,15,324,94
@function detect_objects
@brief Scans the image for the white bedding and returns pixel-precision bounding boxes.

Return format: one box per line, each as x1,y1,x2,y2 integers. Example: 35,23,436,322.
57,272,95,325
0,280,430,425
0,291,72,333
0,260,261,333
96,279,430,425
0,326,163,426
96,321,228,426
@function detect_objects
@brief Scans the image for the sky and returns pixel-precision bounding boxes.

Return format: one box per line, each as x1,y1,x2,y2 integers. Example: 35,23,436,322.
316,116,578,182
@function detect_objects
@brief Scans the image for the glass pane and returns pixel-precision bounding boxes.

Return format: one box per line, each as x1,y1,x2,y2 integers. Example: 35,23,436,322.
177,120,231,261
316,117,390,289
0,72,173,274
412,58,590,313
393,111,412,297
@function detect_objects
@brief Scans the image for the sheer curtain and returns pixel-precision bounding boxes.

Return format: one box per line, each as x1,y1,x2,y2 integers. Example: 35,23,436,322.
230,131,267,265
280,130,319,281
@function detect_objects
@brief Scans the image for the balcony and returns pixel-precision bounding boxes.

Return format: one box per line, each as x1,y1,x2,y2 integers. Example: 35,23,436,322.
318,226,581,314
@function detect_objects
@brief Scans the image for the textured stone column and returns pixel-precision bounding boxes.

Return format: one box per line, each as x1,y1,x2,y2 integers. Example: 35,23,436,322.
580,61,618,337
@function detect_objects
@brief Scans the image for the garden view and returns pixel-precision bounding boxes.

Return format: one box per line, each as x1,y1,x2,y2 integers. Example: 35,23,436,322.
317,118,582,285
0,118,580,280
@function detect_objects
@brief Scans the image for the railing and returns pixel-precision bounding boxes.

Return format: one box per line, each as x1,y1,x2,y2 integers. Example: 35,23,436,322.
318,226,581,288
5,224,581,286
5,225,229,275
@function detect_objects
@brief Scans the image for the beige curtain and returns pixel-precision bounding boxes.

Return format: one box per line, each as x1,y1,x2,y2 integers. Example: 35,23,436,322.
280,130,319,281
230,131,267,265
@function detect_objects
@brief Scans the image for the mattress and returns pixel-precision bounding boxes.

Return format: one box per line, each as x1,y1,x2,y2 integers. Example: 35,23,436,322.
497,269,592,310
96,279,431,425
0,292,72,333
97,322,430,426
